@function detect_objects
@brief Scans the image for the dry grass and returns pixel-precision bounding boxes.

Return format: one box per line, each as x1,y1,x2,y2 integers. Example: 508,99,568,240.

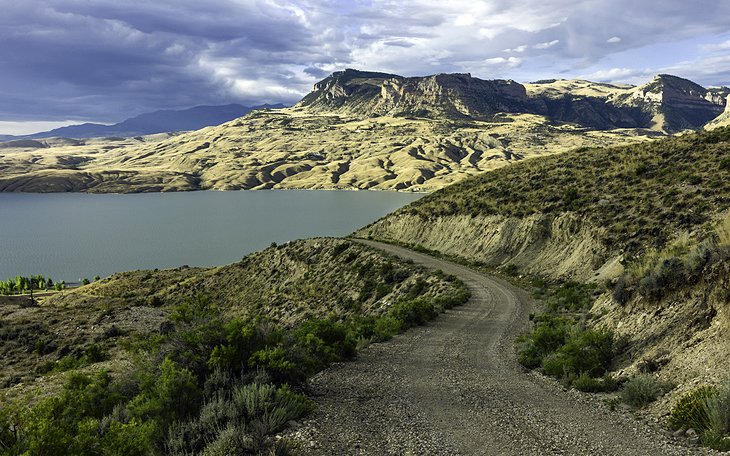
716,212,730,249
398,127,730,258
0,109,660,193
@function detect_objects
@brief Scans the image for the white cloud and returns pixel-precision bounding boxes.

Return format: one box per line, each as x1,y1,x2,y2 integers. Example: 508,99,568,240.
701,39,730,51
477,28,499,40
607,36,622,43
660,54,730,86
484,56,523,68
504,45,529,53
534,39,560,49
580,67,647,82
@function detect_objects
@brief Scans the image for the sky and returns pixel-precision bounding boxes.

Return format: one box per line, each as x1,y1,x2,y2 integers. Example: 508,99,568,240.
2,0,730,134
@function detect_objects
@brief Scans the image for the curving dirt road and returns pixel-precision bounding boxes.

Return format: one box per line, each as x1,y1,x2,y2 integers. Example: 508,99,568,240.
292,241,710,455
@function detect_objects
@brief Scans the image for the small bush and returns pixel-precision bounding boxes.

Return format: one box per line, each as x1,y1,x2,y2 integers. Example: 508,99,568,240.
669,386,717,430
247,347,302,386
705,381,730,440
373,315,402,340
331,242,350,257
293,319,358,372
516,315,570,369
388,299,439,328
541,352,572,378
611,276,631,304
558,328,614,378
637,257,685,300
621,374,663,407
546,282,595,311
572,373,618,393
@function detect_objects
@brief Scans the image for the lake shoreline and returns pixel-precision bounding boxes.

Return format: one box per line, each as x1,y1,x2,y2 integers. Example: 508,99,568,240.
0,190,422,281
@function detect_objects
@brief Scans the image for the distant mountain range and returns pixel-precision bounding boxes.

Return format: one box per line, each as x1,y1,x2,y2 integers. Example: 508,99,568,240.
0,69,728,193
0,103,286,141
299,69,728,133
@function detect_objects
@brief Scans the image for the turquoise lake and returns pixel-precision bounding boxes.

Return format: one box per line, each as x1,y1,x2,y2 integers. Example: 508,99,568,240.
0,190,422,282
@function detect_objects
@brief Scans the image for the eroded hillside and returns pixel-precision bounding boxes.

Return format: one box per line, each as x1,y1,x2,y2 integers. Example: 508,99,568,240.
0,110,658,193
357,127,730,405
3,70,727,194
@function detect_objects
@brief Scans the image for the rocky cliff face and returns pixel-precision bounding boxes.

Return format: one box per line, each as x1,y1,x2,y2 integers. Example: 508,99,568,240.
296,69,528,119
376,73,529,118
298,70,727,133
611,74,726,131
705,93,730,129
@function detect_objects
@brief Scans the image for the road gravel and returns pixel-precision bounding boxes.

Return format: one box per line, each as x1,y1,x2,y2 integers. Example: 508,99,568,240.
291,240,713,455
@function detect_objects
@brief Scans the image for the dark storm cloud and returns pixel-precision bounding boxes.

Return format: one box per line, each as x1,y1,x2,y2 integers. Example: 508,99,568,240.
0,0,328,122
2,0,730,126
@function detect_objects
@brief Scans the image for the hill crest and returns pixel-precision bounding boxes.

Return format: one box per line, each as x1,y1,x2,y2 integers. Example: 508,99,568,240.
297,70,727,133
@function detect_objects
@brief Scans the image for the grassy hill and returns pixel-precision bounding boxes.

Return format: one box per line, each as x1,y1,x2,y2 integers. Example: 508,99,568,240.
0,238,468,454
391,126,730,257
0,109,657,193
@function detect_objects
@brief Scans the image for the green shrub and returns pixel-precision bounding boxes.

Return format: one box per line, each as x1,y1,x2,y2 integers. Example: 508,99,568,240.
669,386,717,430
666,381,730,451
331,242,350,257
5,371,132,455
558,328,614,378
621,374,663,407
570,372,598,391
541,352,572,378
207,319,275,372
702,431,730,452
128,357,201,429
247,347,302,385
388,299,439,328
502,264,519,276
611,276,631,304
720,157,730,170
705,382,730,440
572,373,618,393
167,381,311,456
637,257,686,300
546,282,595,311
294,319,357,366
516,315,570,369
373,315,402,340
100,419,156,456
2,273,471,455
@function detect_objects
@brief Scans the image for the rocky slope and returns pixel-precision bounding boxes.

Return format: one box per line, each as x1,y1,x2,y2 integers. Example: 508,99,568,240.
300,70,726,132
357,127,730,401
0,70,726,193
706,96,730,129
612,75,726,131
298,69,530,119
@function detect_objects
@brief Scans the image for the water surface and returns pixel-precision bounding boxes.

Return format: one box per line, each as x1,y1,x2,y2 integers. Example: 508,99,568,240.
0,190,421,281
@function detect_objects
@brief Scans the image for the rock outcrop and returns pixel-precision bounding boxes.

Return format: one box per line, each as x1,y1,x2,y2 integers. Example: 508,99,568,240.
297,70,727,132
296,69,529,118
611,74,726,131
705,93,730,129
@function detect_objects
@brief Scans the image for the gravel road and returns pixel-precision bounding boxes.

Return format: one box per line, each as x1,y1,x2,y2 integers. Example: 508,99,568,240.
290,240,712,455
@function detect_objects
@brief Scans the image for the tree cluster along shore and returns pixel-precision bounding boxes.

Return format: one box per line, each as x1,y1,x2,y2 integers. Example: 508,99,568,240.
0,274,99,296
